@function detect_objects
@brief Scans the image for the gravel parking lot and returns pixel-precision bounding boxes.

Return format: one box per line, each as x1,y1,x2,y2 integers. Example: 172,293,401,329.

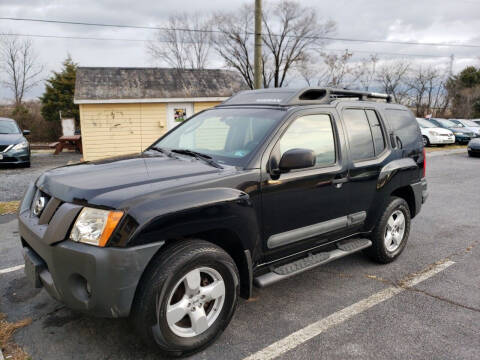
0,152,82,202
0,149,479,360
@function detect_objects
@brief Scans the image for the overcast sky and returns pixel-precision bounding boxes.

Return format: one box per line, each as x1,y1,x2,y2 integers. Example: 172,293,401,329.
0,0,479,101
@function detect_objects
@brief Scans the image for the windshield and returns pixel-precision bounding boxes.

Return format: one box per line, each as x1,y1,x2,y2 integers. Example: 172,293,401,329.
417,118,436,128
436,119,459,128
0,120,20,134
152,108,284,166
462,119,480,127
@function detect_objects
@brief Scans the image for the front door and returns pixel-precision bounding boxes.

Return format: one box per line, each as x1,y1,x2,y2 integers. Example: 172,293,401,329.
261,112,352,260
167,103,194,130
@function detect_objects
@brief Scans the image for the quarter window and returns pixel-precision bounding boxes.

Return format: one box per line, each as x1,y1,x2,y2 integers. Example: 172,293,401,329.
278,114,336,167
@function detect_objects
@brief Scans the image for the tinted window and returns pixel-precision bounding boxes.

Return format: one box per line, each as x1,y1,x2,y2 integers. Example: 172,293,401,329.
343,109,375,161
365,110,385,155
386,110,420,147
278,114,335,167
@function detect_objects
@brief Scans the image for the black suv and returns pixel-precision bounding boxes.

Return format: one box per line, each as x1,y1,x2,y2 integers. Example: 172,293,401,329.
19,88,427,357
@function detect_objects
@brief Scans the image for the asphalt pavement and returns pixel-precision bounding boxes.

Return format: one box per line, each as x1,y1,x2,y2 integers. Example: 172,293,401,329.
0,150,479,360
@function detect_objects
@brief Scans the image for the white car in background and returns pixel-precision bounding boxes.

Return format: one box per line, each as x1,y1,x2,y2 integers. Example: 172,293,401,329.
416,118,455,146
451,119,480,137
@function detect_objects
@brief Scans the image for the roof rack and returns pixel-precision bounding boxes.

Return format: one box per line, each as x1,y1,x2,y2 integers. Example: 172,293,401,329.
219,87,392,107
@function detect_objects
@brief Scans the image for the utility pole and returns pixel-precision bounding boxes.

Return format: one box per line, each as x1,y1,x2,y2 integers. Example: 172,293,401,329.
254,0,262,89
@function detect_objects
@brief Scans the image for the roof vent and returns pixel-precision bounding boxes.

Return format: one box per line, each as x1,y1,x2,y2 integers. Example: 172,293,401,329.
298,89,327,101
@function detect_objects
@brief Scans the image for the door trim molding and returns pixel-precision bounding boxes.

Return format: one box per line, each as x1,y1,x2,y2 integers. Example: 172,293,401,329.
267,211,366,249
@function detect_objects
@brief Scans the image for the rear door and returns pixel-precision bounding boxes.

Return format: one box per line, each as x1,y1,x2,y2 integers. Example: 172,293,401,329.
260,109,352,260
339,105,390,217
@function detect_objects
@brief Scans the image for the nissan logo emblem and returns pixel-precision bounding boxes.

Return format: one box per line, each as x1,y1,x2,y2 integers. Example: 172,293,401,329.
33,196,46,216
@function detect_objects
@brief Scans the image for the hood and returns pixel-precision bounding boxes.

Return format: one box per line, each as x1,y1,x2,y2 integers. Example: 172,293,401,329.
36,152,230,208
0,134,26,147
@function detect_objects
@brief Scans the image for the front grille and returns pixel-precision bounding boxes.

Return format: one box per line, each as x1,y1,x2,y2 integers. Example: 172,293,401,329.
0,144,10,152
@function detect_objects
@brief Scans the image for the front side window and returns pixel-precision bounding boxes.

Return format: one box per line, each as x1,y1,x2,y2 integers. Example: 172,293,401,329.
154,108,284,166
278,114,336,167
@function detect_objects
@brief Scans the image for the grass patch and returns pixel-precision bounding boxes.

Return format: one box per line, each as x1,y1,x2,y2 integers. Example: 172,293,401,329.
0,313,32,360
425,144,467,152
0,201,20,215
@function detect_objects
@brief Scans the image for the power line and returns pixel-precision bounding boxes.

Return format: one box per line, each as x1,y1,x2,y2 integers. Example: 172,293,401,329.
1,33,476,60
1,16,480,49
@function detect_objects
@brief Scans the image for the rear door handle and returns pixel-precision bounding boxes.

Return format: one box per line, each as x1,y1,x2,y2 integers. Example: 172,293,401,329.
332,177,348,188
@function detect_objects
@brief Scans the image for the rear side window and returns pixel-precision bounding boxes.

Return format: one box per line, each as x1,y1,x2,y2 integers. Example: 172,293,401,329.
278,114,336,167
343,109,375,161
385,109,419,147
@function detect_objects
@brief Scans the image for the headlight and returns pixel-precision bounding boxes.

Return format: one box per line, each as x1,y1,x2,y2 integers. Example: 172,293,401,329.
11,141,29,151
453,132,461,135
429,131,439,136
70,207,123,247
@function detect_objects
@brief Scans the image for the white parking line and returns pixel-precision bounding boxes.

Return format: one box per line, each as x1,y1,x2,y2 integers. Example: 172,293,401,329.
0,264,24,275
243,260,455,360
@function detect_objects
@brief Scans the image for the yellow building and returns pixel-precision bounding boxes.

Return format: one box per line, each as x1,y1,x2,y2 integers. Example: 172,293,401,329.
74,67,247,161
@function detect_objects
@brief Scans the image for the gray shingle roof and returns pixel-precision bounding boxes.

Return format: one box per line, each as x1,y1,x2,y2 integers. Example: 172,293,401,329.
74,67,248,102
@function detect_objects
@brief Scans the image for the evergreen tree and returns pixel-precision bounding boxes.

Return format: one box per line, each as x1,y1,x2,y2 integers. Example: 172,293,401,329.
40,57,79,125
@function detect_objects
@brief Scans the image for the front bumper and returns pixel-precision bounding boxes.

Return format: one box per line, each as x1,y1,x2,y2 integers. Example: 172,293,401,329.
0,153,29,164
429,134,455,144
18,184,163,318
454,135,472,143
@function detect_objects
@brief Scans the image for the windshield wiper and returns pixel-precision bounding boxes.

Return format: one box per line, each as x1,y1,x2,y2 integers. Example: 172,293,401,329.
171,149,223,169
148,146,176,157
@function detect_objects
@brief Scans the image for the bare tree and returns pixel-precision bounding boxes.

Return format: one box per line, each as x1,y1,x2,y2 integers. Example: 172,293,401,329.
406,65,445,116
213,0,336,88
0,35,43,106
356,54,379,91
148,14,212,69
316,50,363,88
212,5,255,88
376,60,410,104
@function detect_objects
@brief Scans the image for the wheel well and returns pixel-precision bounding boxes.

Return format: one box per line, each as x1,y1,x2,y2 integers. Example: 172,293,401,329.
391,186,416,218
164,229,252,299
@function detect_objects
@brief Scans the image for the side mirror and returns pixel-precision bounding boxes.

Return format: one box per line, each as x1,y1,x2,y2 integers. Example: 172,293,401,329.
23,129,30,136
278,148,315,172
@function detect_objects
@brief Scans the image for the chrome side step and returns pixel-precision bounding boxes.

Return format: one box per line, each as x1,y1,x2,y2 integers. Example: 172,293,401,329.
254,238,372,288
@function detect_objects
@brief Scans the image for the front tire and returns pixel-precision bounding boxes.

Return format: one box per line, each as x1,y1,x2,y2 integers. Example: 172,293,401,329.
366,197,411,264
422,136,430,147
131,240,239,358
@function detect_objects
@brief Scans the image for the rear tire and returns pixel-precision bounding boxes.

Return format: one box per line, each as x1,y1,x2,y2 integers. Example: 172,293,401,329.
366,197,411,264
130,239,239,358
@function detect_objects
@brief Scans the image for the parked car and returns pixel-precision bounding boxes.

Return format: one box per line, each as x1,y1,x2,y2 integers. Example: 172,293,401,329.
416,118,455,146
467,138,480,157
18,88,427,357
0,117,31,167
473,119,480,126
450,119,480,137
427,118,474,144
